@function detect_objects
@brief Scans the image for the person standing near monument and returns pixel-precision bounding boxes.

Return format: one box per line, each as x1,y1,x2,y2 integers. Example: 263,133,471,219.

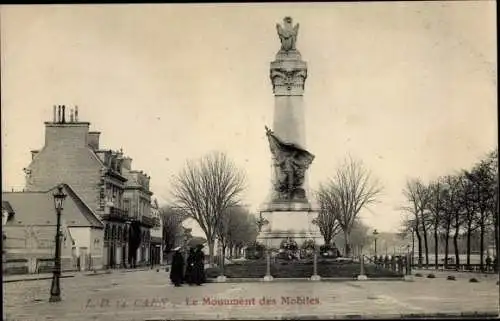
185,247,196,285
193,244,206,285
169,247,184,287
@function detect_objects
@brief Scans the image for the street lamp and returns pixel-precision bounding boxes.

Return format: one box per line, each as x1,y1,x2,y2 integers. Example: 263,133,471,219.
406,244,411,275
372,229,379,258
49,185,67,303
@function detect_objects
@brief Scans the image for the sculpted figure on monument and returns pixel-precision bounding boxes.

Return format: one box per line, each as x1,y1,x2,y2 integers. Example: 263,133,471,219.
265,126,314,201
276,17,299,52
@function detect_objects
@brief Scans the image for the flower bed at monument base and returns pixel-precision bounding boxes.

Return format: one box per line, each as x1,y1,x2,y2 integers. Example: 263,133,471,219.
205,259,403,279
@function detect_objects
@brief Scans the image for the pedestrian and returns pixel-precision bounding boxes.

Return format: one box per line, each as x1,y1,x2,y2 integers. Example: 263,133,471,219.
493,256,498,272
185,247,196,285
485,255,492,272
193,244,206,286
169,247,184,287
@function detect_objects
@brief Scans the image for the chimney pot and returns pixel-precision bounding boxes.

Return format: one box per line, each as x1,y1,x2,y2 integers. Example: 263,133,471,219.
53,105,57,122
58,105,62,123
70,109,74,122
75,106,79,122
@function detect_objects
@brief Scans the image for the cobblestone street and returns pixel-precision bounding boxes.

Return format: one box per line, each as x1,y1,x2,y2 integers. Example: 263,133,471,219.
3,270,499,320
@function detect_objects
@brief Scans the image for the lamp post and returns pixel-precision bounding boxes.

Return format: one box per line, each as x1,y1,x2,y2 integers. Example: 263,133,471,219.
310,242,321,281
49,185,67,303
372,229,379,258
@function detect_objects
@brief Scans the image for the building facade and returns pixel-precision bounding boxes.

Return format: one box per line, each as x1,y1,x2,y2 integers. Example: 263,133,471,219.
23,105,155,269
2,184,104,274
121,157,155,266
149,198,163,265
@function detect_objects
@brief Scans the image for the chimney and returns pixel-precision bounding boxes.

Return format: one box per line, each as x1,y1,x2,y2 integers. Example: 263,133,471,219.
121,157,132,170
87,131,101,150
31,150,39,160
44,106,91,148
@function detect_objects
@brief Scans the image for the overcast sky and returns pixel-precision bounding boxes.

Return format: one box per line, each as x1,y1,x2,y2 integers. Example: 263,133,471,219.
1,2,497,236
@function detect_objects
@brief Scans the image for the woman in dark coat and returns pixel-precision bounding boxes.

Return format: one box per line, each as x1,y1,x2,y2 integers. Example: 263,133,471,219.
185,248,196,285
170,247,184,287
193,244,206,285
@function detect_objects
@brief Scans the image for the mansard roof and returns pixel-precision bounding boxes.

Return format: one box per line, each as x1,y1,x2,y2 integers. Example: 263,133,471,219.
2,184,104,228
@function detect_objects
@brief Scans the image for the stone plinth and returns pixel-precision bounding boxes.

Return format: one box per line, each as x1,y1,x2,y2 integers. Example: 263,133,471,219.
257,207,322,249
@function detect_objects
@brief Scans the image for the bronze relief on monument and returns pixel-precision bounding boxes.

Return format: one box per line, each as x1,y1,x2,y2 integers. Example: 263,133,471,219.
265,126,315,202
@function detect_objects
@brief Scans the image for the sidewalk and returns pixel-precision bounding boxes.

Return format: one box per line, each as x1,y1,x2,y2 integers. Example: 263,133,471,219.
2,266,153,283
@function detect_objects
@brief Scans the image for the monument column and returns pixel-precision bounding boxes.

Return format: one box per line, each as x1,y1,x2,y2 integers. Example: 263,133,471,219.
266,16,313,209
257,17,322,249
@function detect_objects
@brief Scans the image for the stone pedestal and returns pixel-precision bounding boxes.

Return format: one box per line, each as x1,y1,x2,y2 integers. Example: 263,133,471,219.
310,275,321,281
263,275,274,282
257,204,322,248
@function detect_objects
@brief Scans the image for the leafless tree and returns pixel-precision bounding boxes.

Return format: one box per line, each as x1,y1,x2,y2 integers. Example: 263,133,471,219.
437,175,463,269
160,205,186,255
170,151,246,265
217,205,257,265
348,218,371,257
427,178,446,269
321,157,382,257
315,184,342,245
457,171,479,269
465,154,497,271
402,178,431,267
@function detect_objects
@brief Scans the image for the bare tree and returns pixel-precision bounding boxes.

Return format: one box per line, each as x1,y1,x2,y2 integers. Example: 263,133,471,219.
458,171,479,269
440,174,465,269
402,178,431,267
315,184,342,245
466,155,497,271
427,179,445,270
160,205,186,255
170,151,246,265
322,157,382,257
349,218,371,256
217,206,257,261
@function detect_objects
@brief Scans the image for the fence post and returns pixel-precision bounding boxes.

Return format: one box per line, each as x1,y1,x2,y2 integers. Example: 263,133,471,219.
310,249,321,281
264,249,273,281
357,254,367,280
216,247,226,283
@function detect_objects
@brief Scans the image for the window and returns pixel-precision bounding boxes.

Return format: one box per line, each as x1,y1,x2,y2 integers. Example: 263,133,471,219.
123,199,130,214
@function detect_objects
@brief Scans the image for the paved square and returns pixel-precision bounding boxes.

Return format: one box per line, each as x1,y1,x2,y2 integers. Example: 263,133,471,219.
3,270,499,320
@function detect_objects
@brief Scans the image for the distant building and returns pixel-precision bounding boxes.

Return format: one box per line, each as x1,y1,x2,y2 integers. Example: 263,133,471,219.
149,198,163,265
22,105,155,269
121,156,155,265
2,184,104,273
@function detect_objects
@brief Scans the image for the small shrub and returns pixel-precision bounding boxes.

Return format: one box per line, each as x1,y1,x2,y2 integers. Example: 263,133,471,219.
415,273,423,277
446,275,456,281
427,273,436,279
469,278,479,283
